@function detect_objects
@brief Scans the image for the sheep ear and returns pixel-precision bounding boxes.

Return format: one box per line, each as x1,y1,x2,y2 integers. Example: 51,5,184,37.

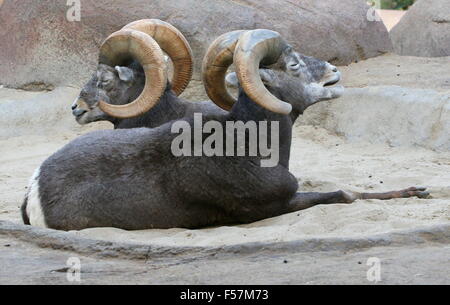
259,69,276,86
225,72,239,88
115,66,135,84
227,70,276,88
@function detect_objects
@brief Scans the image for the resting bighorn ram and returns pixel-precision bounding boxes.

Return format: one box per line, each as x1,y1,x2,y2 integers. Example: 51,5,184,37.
72,19,226,129
22,29,429,231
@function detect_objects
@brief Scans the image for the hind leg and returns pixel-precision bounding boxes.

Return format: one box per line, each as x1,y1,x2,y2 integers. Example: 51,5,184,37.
359,187,429,200
285,187,429,213
285,190,353,213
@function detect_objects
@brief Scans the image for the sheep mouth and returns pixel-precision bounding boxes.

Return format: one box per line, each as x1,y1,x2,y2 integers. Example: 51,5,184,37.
74,112,85,119
74,112,89,125
322,72,341,87
324,79,339,87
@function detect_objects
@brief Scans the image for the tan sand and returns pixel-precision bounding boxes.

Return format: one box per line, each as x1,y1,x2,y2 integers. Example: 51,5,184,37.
1,125,448,248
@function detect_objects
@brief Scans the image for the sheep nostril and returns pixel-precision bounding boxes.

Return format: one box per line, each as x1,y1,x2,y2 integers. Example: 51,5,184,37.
71,104,78,110
332,67,338,72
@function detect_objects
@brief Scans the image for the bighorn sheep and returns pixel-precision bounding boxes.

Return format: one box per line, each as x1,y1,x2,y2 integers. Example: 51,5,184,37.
22,29,429,231
72,19,226,129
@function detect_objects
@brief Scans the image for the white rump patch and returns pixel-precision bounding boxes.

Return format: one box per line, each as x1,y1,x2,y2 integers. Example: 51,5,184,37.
26,166,48,228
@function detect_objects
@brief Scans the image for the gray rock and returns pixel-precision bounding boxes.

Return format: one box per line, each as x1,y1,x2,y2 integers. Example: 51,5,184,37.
1,232,450,284
390,0,450,57
302,86,450,151
0,0,392,88
299,54,450,151
0,87,80,140
1,220,449,260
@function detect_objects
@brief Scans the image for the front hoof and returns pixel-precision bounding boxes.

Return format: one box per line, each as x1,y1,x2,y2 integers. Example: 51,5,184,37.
400,187,430,199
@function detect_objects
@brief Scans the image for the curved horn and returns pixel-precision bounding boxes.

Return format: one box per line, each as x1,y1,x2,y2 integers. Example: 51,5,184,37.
202,30,247,110
234,29,292,115
98,29,167,119
123,19,193,96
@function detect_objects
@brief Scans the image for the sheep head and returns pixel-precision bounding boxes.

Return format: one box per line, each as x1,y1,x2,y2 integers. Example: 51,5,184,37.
203,29,344,115
72,19,193,124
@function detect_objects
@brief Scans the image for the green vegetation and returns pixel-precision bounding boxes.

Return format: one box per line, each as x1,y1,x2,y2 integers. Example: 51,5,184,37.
368,0,416,10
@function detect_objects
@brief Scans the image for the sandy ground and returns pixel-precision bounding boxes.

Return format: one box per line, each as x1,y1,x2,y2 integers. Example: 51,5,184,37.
1,125,448,248
0,53,448,249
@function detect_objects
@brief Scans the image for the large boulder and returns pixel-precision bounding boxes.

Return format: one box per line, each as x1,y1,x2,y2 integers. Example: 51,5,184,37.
0,87,100,140
301,86,450,151
390,0,450,57
0,0,392,89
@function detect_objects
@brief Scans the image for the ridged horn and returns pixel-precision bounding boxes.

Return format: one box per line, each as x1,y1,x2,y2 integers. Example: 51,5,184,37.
202,30,247,110
98,29,167,119
234,29,292,114
123,19,193,96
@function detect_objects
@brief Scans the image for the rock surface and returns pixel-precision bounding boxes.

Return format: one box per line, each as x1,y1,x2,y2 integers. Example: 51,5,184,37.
0,0,392,88
1,233,449,284
0,87,80,140
0,87,111,141
302,86,450,150
300,54,450,151
390,0,450,57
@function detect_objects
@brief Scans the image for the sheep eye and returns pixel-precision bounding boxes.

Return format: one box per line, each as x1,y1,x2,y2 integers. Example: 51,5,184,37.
98,79,111,88
288,62,301,71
